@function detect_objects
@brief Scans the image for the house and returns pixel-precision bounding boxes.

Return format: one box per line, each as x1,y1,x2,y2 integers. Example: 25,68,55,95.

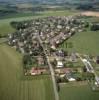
68,78,76,82
57,61,64,68
95,76,99,86
30,68,48,75
37,56,44,65
65,73,76,82
56,50,65,57
70,52,77,62
55,68,72,74
51,45,56,50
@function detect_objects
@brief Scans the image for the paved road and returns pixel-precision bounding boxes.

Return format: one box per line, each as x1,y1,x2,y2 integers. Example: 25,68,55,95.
76,53,99,85
37,35,59,100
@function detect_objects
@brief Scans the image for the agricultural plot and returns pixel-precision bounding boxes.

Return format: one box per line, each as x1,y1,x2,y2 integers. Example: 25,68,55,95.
0,9,99,100
0,10,77,35
0,44,54,100
59,30,99,55
59,83,99,100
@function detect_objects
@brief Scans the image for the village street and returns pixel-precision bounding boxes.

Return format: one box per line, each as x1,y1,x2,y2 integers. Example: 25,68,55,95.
36,33,59,100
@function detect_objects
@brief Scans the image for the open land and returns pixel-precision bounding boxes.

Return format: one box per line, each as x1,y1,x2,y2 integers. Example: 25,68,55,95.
0,9,99,100
0,44,54,100
81,11,99,17
60,83,99,100
59,30,99,55
0,10,77,36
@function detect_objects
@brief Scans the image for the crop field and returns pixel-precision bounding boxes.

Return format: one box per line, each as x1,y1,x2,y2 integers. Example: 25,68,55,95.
59,83,99,100
0,10,77,35
0,9,99,100
16,3,34,9
0,44,54,100
59,30,99,55
0,10,78,100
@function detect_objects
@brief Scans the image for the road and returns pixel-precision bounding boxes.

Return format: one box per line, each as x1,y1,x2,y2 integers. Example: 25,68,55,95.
76,53,99,85
37,34,59,100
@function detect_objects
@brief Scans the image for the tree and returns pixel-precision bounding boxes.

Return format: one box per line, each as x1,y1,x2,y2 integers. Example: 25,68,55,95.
82,72,95,81
84,22,89,28
22,54,32,69
90,24,99,31
51,59,57,68
83,66,87,72
0,34,2,38
86,72,95,80
61,76,69,83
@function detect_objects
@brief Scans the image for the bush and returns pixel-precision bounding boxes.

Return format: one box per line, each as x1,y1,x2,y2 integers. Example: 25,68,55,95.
90,24,99,31
23,54,33,69
0,34,2,38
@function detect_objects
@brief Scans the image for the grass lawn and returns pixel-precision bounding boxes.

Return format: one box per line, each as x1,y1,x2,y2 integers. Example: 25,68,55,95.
0,10,77,36
0,44,54,100
59,83,99,100
59,30,99,56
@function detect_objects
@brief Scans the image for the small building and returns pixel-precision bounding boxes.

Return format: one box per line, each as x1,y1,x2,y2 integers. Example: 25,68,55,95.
68,78,76,82
30,68,48,75
57,61,64,68
55,68,72,74
65,73,76,82
37,56,44,65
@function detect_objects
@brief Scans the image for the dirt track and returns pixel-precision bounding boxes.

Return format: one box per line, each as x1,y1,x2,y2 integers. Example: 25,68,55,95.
81,11,99,17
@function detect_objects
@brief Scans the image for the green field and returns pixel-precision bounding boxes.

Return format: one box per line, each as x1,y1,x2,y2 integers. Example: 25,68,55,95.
60,83,99,100
0,10,77,100
0,10,77,35
0,10,99,100
60,30,99,55
0,44,54,100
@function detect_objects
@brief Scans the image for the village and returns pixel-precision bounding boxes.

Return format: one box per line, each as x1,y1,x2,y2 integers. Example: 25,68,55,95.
8,15,99,91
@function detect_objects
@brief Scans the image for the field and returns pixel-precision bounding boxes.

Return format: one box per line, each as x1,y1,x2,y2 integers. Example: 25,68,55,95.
0,9,99,100
0,10,77,100
0,44,54,100
59,83,99,100
16,3,34,9
81,11,99,17
59,30,99,55
0,10,77,35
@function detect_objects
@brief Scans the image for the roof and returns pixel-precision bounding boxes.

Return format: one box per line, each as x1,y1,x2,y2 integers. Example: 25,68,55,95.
68,78,76,82
57,61,63,68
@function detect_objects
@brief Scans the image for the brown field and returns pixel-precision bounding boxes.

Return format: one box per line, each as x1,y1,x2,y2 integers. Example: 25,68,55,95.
81,11,99,17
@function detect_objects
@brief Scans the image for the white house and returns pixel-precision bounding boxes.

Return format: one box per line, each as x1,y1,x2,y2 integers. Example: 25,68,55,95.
57,61,64,68
68,78,76,82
